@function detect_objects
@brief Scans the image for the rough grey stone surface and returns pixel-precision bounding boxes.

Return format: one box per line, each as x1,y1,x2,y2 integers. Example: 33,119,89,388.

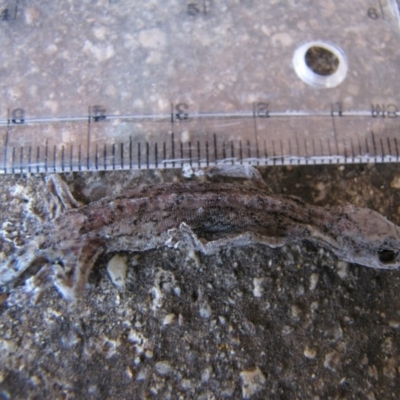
0,164,400,399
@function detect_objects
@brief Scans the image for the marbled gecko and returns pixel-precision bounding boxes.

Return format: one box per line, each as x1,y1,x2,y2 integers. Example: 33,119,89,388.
0,175,399,301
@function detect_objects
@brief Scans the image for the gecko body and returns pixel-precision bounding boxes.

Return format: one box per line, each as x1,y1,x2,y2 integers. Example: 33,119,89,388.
1,179,399,300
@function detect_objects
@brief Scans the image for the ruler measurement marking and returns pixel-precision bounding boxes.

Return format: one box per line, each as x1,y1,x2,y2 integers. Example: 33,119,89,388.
239,140,243,164
129,136,133,169
28,146,32,173
395,137,399,162
180,142,183,168
365,137,370,162
112,143,116,170
20,146,23,173
319,138,324,164
350,138,355,163
146,142,150,169
103,144,107,170
78,145,82,171
155,142,158,168
311,139,316,164
61,146,65,172
213,134,218,165
343,139,348,164
327,139,332,164
3,128,9,174
95,144,98,171
163,142,166,168
252,102,260,164
36,146,40,173
272,140,276,166
70,145,74,172
53,145,56,172
87,106,91,170
231,141,234,165
331,112,342,158
188,141,192,167
171,133,175,168
197,140,200,167
3,108,11,174
138,142,141,169
206,140,209,166
45,139,48,172
11,146,15,174
379,137,384,162
357,138,362,163
295,132,300,165
305,138,310,165
371,130,378,162
386,137,392,162
264,139,267,165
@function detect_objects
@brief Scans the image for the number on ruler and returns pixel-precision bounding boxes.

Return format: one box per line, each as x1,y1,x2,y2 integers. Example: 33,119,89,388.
255,102,269,118
0,7,11,20
0,0,18,21
368,7,379,19
90,105,107,122
175,103,189,121
371,103,399,118
187,0,210,16
368,1,385,20
11,108,24,124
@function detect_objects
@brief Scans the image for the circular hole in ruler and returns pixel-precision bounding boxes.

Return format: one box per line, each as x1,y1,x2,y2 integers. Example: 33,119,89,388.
293,41,348,88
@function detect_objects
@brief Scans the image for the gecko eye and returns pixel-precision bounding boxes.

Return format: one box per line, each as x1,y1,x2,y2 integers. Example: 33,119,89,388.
378,248,399,264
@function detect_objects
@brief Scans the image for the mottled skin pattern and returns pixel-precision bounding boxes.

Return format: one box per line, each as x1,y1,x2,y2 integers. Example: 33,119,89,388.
1,178,400,301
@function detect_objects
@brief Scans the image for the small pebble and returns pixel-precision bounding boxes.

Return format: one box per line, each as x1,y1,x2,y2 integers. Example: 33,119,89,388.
107,254,128,288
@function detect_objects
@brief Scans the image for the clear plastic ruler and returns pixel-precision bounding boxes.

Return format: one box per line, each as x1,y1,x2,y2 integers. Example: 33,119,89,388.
0,0,400,173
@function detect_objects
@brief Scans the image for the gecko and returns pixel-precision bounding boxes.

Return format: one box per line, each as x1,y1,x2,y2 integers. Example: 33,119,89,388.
0,174,399,301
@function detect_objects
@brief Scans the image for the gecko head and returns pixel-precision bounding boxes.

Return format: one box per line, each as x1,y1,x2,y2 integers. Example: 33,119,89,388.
337,205,400,269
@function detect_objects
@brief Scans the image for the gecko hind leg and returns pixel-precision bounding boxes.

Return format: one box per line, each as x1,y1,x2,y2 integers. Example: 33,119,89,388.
53,241,104,301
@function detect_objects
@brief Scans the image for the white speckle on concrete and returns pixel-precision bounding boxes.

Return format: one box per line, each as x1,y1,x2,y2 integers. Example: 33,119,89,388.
107,254,128,288
93,26,108,41
253,278,264,297
163,313,176,325
145,350,153,359
390,175,400,189
309,273,319,291
136,368,148,381
291,304,302,320
125,367,133,379
83,40,115,61
271,32,293,47
199,302,212,319
0,338,18,357
138,28,166,49
304,346,317,359
181,379,193,390
201,367,212,382
155,361,174,376
240,366,266,399
337,261,348,279
324,351,340,372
